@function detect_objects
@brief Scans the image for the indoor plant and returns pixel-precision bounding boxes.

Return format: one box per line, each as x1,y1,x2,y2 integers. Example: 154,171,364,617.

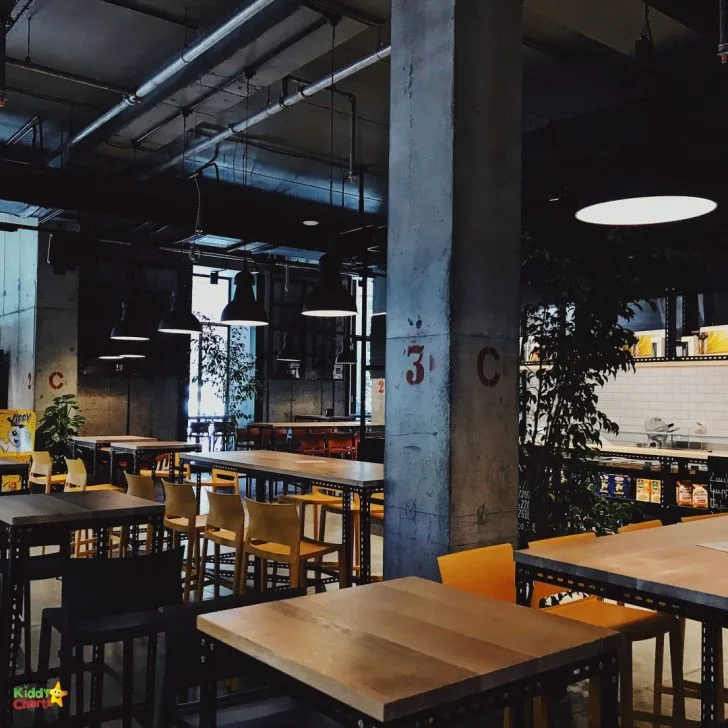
35,394,87,472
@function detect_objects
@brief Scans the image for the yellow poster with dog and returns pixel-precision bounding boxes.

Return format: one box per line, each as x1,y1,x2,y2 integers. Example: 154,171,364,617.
0,410,36,492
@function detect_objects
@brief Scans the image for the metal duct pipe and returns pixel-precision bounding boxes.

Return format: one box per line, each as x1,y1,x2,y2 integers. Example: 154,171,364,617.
49,0,279,159
4,115,39,146
720,0,728,62
146,44,391,178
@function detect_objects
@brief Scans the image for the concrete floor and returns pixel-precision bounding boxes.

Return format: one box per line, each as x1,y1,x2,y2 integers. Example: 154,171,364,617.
11,488,718,727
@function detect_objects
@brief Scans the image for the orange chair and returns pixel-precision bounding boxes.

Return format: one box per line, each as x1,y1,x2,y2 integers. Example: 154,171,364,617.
296,434,327,456
528,533,685,728
325,433,356,459
681,512,728,523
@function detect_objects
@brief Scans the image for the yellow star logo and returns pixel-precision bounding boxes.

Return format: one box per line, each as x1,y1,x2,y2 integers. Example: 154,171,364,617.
48,681,68,708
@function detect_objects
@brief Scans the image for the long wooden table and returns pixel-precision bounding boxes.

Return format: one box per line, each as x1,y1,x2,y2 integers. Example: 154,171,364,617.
514,518,728,727
71,435,156,481
179,450,384,586
0,492,164,725
109,440,201,483
197,577,620,727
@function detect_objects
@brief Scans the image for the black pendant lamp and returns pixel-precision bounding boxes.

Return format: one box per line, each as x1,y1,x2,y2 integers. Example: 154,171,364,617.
221,266,268,327
277,332,301,362
335,338,356,365
110,302,149,341
158,290,202,335
302,253,357,318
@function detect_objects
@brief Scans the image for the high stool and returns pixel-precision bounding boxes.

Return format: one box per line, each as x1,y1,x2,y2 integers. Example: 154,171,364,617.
163,481,207,602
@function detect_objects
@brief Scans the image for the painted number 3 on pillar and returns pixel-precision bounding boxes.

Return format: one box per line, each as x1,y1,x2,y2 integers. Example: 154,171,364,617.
406,344,425,385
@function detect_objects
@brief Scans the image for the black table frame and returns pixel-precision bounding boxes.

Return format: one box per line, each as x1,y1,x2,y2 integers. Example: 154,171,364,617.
180,453,383,587
515,554,728,727
110,443,201,485
198,634,619,728
0,508,165,725
0,460,29,494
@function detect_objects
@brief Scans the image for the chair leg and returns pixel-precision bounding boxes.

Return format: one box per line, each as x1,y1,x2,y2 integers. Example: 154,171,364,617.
34,618,53,727
337,546,346,589
122,638,134,728
313,505,319,541
90,643,105,728
240,550,249,594
23,581,32,675
75,644,85,726
232,545,243,596
669,623,686,726
289,557,300,590
619,638,634,728
319,506,328,542
532,696,548,728
653,633,665,725
213,543,220,599
259,558,268,591
502,707,514,728
196,537,208,602
183,530,194,603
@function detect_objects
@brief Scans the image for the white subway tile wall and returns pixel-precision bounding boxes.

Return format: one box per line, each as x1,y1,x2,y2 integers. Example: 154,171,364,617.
598,365,728,440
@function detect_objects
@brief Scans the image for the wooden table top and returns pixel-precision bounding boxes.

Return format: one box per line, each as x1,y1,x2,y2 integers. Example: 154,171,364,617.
516,517,728,611
198,577,618,723
249,421,370,429
72,435,156,445
0,491,162,527
109,440,200,452
181,449,384,488
0,458,30,471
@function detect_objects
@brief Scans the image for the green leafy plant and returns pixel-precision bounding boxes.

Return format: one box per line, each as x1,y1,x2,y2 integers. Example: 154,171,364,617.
191,314,259,422
519,230,658,541
35,394,86,473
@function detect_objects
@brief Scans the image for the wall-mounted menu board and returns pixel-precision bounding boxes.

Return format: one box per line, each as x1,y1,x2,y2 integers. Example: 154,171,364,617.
707,457,728,512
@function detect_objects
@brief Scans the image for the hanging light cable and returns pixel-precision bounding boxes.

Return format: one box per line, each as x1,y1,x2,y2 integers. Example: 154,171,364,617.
303,21,357,318
221,74,269,327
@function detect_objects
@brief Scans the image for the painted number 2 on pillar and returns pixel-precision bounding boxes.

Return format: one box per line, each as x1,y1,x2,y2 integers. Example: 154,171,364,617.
406,344,425,385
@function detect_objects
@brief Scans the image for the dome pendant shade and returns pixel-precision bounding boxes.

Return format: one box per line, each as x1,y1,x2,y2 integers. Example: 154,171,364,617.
110,302,150,341
576,195,717,226
277,333,301,362
221,271,269,327
336,339,357,365
158,291,202,335
302,253,357,318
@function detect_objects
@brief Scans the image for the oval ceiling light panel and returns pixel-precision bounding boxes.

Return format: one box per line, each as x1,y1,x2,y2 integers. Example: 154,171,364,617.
576,196,717,226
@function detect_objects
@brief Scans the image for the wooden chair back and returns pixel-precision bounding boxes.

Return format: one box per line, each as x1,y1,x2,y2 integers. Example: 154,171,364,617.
124,472,157,501
245,498,300,551
64,458,87,490
437,543,515,602
326,433,355,456
528,532,597,606
212,468,238,485
30,451,53,489
296,434,327,455
618,519,663,533
207,492,245,535
163,481,198,521
681,512,728,523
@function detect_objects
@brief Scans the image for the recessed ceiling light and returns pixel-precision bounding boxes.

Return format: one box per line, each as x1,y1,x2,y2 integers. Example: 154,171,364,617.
302,220,319,227
576,196,717,226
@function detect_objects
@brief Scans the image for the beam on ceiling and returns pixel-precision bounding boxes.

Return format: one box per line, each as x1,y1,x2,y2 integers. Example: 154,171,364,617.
0,161,382,246
647,0,714,39
96,0,199,30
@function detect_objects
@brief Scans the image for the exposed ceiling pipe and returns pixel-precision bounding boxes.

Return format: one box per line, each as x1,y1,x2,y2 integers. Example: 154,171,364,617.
47,0,280,161
7,56,131,94
4,114,38,146
144,44,391,179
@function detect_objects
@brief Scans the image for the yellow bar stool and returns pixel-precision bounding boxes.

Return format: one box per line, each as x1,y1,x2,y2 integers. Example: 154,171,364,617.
241,499,345,592
118,472,158,555
196,492,246,600
163,481,207,602
29,451,66,494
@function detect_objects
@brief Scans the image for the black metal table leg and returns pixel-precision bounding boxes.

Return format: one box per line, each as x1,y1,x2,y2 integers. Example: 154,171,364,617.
199,637,217,728
1,527,24,727
340,488,353,588
702,621,725,726
151,516,164,553
110,449,116,486
599,651,619,728
132,452,140,476
358,490,372,585
515,562,533,607
93,445,101,485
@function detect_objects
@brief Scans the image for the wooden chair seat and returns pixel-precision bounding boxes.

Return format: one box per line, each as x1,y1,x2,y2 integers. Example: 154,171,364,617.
164,514,208,532
279,491,342,506
247,537,340,560
545,597,677,639
77,483,124,493
203,526,245,547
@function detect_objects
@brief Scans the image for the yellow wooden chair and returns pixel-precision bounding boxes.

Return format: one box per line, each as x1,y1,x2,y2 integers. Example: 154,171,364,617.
116,472,158,555
242,499,345,592
196,493,247,599
163,481,207,602
681,512,728,523
29,452,66,494
278,487,343,540
528,532,685,728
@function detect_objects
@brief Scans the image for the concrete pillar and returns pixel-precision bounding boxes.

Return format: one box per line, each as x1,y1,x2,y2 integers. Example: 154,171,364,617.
385,0,522,579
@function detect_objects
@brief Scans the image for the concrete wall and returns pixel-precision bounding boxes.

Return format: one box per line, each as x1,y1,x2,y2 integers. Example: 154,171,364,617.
78,373,180,439
598,363,728,442
267,379,346,421
0,216,38,409
34,235,79,412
